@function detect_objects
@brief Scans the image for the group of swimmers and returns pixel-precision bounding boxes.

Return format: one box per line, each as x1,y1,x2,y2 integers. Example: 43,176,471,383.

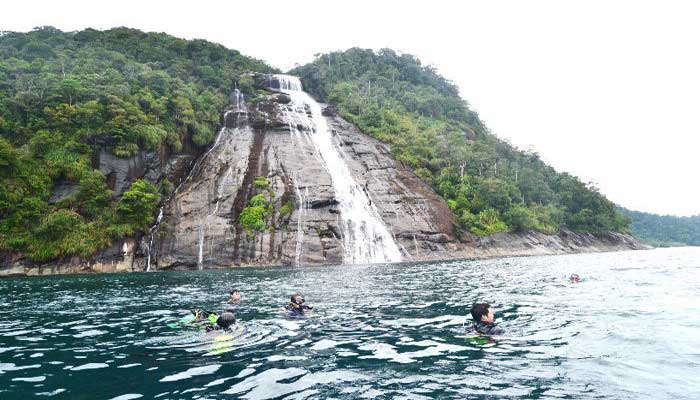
187,289,314,333
190,274,582,336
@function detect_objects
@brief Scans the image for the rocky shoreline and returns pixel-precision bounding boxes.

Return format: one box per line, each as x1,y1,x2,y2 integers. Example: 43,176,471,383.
0,231,650,277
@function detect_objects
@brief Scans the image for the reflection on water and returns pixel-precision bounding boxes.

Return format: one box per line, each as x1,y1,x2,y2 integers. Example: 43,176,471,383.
1,247,699,399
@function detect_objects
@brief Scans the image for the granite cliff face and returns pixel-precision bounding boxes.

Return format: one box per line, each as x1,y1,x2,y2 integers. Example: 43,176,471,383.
0,74,649,276
145,74,458,270
140,74,647,271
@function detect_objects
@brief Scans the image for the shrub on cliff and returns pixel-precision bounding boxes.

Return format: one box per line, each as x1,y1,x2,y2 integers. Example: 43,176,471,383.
27,210,110,261
117,180,160,232
239,206,266,232
253,177,269,189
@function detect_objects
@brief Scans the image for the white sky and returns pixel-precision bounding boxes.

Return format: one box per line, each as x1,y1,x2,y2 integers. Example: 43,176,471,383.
3,0,699,216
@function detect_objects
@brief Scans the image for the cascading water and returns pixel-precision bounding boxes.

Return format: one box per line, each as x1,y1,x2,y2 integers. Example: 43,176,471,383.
196,91,247,269
197,165,233,269
146,89,245,271
292,174,306,266
145,208,163,272
275,74,402,264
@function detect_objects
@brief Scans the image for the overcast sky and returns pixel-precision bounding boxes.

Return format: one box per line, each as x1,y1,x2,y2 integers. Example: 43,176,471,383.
3,0,699,216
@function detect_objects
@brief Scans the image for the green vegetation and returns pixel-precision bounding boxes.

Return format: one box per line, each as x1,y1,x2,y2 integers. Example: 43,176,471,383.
239,195,268,233
620,208,700,247
0,27,274,261
292,48,630,236
117,180,160,231
248,193,267,207
279,201,294,218
253,176,268,189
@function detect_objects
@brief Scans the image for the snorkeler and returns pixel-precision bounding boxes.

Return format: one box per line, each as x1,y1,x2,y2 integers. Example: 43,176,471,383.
168,308,219,329
228,289,241,304
470,303,504,335
569,274,580,284
193,309,220,324
205,312,236,332
285,293,313,316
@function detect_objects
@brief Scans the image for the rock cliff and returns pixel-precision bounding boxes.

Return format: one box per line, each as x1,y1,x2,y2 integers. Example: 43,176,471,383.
137,73,650,271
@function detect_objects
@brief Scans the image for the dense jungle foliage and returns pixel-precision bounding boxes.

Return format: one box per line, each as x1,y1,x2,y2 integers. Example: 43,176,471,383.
0,27,274,261
291,49,631,237
620,208,700,247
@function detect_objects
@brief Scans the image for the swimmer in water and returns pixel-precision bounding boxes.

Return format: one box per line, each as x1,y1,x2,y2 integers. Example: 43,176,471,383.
228,289,241,304
470,303,504,335
192,309,218,323
569,274,580,284
285,293,313,316
206,312,236,332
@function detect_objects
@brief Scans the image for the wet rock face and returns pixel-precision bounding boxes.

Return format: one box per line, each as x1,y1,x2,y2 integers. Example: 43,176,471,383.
0,73,650,276
142,75,460,270
134,74,648,271
97,150,166,196
48,180,79,204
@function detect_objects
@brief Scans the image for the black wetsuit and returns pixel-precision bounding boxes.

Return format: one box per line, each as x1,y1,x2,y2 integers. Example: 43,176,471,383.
205,324,236,333
473,321,504,335
222,300,241,313
286,304,312,316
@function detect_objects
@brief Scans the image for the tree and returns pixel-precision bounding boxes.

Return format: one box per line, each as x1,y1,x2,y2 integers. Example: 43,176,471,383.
76,170,113,218
118,180,160,231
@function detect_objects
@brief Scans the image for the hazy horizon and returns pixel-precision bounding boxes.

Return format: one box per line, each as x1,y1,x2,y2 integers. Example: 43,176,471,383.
2,0,698,216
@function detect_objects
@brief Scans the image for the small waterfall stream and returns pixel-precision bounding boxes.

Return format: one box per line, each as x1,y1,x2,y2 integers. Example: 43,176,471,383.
197,165,233,269
292,174,307,266
145,89,245,271
145,209,163,272
275,75,402,264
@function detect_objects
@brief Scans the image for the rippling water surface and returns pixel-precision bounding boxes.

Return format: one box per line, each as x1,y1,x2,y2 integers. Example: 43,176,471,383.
1,248,698,399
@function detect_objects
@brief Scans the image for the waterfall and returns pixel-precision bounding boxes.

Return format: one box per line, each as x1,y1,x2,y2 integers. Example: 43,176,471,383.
145,208,163,272
146,102,239,271
197,165,233,269
191,119,228,270
275,74,402,265
292,174,306,266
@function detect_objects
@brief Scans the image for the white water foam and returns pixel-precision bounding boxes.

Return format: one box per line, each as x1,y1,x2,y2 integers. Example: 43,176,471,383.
275,74,401,265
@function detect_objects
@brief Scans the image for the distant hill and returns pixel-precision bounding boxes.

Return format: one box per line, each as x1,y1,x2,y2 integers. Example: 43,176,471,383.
620,208,700,247
292,49,631,237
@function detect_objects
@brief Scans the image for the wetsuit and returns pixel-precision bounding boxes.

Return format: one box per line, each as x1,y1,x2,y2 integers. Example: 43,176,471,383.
285,304,312,316
192,309,218,323
473,321,504,335
205,323,235,333
222,300,241,314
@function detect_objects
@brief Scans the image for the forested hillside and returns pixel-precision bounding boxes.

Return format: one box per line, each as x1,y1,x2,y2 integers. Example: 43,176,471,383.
0,29,634,264
621,208,700,247
0,27,274,261
292,49,630,237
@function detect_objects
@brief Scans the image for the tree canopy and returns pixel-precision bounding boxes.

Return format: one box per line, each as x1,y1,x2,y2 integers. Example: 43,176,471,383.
620,208,700,247
0,27,275,261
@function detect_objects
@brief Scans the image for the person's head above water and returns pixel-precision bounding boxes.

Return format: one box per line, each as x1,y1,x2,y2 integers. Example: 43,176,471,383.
229,289,241,303
569,274,580,284
217,312,236,329
290,293,304,306
471,303,495,324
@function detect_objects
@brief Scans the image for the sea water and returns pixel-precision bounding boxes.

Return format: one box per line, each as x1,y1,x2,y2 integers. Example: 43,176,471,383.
0,247,698,399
